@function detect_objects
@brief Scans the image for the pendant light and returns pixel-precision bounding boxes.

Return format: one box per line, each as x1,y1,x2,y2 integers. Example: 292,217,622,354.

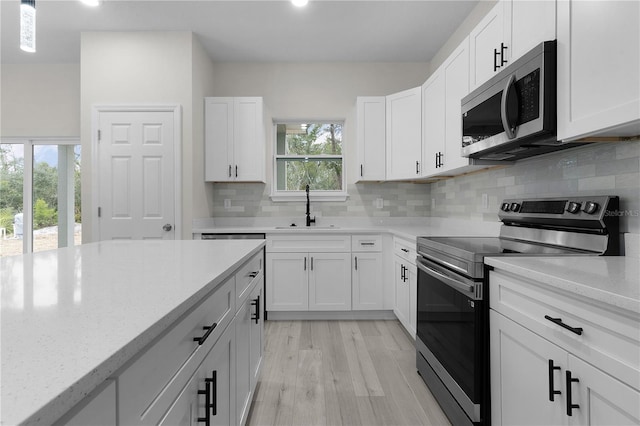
20,0,36,53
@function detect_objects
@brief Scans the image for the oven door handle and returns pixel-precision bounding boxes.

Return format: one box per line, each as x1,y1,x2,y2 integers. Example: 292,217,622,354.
417,259,476,296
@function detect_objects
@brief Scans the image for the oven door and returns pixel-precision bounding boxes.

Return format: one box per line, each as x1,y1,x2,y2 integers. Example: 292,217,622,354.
416,256,485,422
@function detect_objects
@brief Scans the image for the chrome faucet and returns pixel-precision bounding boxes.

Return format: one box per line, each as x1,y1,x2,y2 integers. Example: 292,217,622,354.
305,184,315,227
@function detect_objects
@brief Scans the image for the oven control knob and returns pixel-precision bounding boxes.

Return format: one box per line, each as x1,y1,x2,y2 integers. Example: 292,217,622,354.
510,203,521,213
566,202,581,214
582,201,599,214
501,202,511,212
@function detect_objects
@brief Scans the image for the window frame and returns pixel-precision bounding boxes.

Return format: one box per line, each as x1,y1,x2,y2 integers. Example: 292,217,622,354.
270,121,348,202
0,137,80,255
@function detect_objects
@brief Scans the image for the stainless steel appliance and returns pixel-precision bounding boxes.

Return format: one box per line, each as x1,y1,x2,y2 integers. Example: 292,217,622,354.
415,195,620,426
461,40,589,161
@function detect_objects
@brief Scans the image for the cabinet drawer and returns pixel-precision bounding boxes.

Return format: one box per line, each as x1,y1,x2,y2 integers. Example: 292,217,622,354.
352,234,382,252
235,252,263,307
266,235,351,253
490,270,640,391
393,237,416,264
118,277,236,425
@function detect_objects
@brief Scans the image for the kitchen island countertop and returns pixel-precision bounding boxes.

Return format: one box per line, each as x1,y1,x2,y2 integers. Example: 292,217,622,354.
0,239,265,426
485,256,640,314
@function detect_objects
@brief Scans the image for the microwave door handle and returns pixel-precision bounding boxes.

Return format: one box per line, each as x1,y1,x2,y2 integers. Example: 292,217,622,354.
501,73,519,139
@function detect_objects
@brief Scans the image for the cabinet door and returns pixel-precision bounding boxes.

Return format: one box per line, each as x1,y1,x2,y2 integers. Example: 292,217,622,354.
469,1,506,90
352,252,384,310
233,98,265,182
158,364,205,426
490,310,568,426
557,0,640,141
204,321,236,426
266,252,308,311
386,87,422,180
356,97,386,181
442,37,471,172
507,0,556,63
308,252,352,311
205,97,234,182
249,283,264,389
393,257,410,332
421,69,445,177
567,355,640,426
235,298,252,426
407,263,417,338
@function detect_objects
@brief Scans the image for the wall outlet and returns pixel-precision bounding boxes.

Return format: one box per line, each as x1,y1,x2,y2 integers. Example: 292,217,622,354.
375,198,384,209
224,199,231,209
481,193,489,210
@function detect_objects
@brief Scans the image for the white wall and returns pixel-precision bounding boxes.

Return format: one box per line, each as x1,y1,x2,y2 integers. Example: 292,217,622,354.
80,31,195,241
1,63,80,137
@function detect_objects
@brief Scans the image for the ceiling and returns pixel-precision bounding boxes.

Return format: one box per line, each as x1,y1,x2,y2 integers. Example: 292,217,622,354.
0,0,479,64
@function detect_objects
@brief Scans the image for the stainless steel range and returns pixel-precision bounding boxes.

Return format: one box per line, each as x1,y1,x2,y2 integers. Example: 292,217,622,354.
415,195,620,426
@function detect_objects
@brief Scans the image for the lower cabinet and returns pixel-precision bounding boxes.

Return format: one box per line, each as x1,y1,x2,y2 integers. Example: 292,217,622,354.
266,251,351,311
490,269,640,426
351,252,384,310
393,255,417,338
160,322,236,426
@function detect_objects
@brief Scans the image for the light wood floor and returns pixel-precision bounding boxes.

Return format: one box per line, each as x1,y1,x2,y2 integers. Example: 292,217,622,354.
246,320,451,426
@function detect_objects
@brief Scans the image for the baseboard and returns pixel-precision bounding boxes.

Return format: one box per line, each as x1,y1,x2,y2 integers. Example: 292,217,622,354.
266,310,397,321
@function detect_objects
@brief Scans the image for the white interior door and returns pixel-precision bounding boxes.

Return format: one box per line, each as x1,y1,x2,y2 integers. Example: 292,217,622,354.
97,109,176,240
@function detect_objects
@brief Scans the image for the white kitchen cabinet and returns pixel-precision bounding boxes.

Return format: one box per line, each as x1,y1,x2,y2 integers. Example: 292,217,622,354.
557,0,640,141
160,321,236,426
235,271,263,426
356,96,386,181
266,252,309,311
393,237,417,338
352,235,384,310
423,37,491,178
386,87,422,180
205,97,265,182
490,269,640,426
469,0,556,90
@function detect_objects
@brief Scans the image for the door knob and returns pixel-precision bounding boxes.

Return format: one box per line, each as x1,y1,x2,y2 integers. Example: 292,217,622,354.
163,224,173,232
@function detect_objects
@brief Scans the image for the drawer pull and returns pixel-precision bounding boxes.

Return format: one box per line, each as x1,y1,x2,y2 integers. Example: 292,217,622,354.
544,315,583,335
251,295,260,324
566,370,580,416
208,371,217,416
193,322,218,345
360,242,375,246
197,379,211,426
401,248,409,253
548,359,561,401
248,271,259,278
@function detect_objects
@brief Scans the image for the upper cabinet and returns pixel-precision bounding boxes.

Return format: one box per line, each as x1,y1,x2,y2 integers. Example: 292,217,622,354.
205,97,266,182
355,97,386,182
469,0,556,91
557,0,640,141
386,87,422,180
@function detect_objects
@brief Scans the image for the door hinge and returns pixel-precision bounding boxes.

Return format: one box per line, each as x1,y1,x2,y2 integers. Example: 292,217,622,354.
98,207,101,217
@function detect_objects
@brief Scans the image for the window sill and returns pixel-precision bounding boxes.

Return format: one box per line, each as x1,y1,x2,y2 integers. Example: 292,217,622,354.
270,192,349,202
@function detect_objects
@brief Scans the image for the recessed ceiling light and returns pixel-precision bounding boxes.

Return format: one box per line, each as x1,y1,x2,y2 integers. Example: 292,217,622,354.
291,0,308,7
20,0,36,53
80,0,100,6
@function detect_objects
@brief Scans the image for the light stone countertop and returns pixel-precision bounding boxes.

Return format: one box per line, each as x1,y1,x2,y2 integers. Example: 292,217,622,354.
485,256,640,314
0,239,265,426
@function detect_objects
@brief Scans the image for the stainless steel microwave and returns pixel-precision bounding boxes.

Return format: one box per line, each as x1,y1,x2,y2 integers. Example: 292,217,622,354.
461,40,587,161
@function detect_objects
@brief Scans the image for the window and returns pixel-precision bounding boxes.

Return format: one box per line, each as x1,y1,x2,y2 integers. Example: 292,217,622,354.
272,122,346,201
0,138,81,256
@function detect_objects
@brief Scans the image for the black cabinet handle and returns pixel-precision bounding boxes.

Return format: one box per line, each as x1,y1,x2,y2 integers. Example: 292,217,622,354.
566,370,580,416
248,271,259,278
235,165,238,178
251,295,260,324
193,322,218,345
355,256,358,270
439,152,443,168
548,359,561,401
493,48,500,71
401,248,409,253
304,257,307,271
228,165,232,178
311,257,314,271
544,315,583,335
361,242,375,246
401,264,406,282
208,370,217,416
500,42,508,66
416,161,420,175
360,164,363,177
197,379,211,426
